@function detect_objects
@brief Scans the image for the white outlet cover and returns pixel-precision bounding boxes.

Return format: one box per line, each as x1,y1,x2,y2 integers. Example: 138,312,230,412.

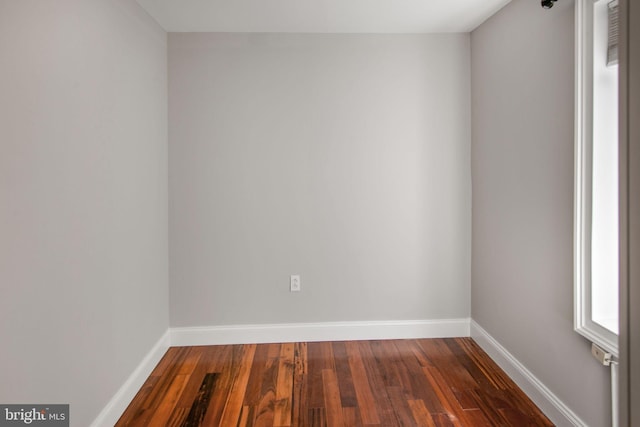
290,275,301,292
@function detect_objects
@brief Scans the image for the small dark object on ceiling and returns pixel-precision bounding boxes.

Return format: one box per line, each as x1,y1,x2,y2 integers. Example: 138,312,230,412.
541,0,558,8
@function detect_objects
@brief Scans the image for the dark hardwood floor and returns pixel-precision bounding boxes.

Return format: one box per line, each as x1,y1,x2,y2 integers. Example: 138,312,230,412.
116,338,554,426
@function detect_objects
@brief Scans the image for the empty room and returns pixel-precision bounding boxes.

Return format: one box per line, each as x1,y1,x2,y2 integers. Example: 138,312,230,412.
1,0,639,426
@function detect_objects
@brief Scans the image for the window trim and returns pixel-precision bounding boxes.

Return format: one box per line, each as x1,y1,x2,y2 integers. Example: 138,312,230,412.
574,0,619,357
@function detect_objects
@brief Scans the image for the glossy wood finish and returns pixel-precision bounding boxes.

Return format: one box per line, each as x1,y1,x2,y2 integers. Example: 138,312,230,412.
116,338,554,426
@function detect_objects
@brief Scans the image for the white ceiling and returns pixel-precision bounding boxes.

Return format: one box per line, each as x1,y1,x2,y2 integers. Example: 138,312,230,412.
135,0,511,33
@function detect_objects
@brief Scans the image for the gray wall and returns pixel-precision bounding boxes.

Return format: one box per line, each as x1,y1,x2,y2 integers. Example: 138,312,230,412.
471,0,611,425
0,1,169,426
169,33,471,327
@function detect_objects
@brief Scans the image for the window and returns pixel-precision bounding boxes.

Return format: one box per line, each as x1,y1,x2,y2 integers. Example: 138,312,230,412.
575,0,619,356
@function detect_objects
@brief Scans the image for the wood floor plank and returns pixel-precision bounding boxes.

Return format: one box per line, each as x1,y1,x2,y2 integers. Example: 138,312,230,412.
308,407,327,427
467,388,511,425
219,344,257,426
344,341,381,425
330,341,358,408
177,347,205,375
243,343,272,407
116,338,555,427
166,408,188,427
237,405,252,427
182,372,218,427
454,338,511,390
341,406,363,427
201,345,244,426
274,343,295,427
171,345,226,414
396,340,448,414
369,340,402,388
146,374,190,426
430,412,455,427
251,343,279,427
386,385,419,427
430,339,479,391
356,340,400,427
408,399,437,427
422,366,471,427
388,340,422,396
322,369,345,427
151,347,187,378
292,342,308,427
307,342,332,410
462,408,494,427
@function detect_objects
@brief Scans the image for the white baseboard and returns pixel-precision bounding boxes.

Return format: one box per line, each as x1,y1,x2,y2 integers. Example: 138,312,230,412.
170,318,471,346
470,320,587,427
90,330,170,427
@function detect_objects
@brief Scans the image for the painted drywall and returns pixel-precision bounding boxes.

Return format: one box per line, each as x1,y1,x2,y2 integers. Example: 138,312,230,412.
169,33,471,327
471,0,611,425
0,1,169,426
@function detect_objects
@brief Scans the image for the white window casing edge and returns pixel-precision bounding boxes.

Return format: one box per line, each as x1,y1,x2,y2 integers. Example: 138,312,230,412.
574,0,619,358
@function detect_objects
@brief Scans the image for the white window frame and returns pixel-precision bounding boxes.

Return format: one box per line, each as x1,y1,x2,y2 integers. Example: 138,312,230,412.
574,0,619,357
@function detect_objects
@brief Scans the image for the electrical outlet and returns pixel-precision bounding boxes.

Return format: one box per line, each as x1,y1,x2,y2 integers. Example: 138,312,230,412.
591,343,612,366
290,275,301,292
